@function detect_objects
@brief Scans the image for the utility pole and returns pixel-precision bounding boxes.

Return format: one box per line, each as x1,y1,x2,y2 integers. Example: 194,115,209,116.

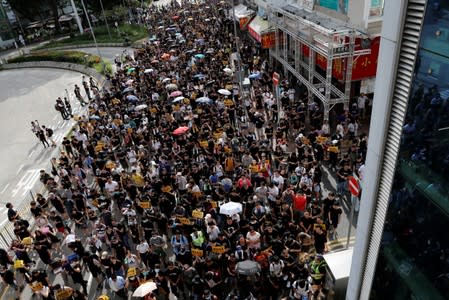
99,0,111,39
70,0,84,33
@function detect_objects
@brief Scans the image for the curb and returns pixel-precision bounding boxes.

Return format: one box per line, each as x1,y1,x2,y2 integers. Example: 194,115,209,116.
0,61,108,88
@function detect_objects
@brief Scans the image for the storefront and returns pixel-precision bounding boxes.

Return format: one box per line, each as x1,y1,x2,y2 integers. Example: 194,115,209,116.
230,4,255,30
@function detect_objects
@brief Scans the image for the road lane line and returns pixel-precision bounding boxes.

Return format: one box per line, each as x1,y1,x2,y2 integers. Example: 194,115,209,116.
0,183,9,194
16,164,24,175
28,149,35,158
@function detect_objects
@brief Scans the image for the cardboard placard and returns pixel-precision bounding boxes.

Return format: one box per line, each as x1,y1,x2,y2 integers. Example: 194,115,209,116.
179,217,191,225
192,210,204,219
191,248,204,257
14,260,25,269
127,267,137,278
200,140,209,148
211,245,225,254
56,289,73,300
317,136,328,144
328,146,339,153
139,201,151,209
22,237,33,246
31,282,43,292
210,201,218,208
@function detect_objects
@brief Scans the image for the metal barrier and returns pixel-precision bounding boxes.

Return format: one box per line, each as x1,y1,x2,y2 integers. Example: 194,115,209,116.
0,191,35,251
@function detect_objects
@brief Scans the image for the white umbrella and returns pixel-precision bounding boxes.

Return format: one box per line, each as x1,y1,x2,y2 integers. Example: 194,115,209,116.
144,69,154,73
173,96,185,103
218,89,232,96
162,78,171,83
62,234,76,246
223,67,233,75
166,83,178,90
219,201,242,215
135,104,148,111
132,281,157,297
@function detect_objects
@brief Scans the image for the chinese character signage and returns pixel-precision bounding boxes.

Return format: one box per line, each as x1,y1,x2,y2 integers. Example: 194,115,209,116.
301,36,380,80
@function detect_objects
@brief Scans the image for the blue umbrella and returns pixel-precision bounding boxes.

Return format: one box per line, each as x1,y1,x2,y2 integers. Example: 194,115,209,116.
193,74,206,79
122,87,134,94
126,95,139,102
248,72,261,80
89,115,101,120
194,53,205,59
196,97,212,104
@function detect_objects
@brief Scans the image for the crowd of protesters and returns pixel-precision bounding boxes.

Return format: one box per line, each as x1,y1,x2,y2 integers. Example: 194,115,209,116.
0,0,369,300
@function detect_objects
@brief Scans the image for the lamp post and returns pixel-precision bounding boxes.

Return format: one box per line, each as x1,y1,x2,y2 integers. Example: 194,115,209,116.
80,0,103,70
99,0,111,39
70,0,84,33
231,0,243,94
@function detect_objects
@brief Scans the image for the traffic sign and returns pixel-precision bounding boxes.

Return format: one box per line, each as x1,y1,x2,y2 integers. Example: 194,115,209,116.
348,176,359,197
272,72,280,86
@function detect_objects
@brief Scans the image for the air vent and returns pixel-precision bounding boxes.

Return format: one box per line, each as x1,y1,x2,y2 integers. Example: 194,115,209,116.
358,0,426,299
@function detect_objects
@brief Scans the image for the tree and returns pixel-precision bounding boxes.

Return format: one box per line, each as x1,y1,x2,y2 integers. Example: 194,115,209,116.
9,0,61,32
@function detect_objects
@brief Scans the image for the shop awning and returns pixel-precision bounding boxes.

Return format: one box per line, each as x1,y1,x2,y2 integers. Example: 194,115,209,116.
248,15,272,43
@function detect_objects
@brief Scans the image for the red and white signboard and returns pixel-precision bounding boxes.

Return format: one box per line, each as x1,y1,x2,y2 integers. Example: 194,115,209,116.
272,72,280,86
348,176,360,197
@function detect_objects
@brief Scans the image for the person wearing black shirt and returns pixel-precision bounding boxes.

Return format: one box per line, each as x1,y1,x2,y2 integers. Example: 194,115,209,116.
6,203,19,222
299,212,313,234
166,261,183,298
322,193,336,225
30,201,43,218
222,217,239,242
313,225,327,254
336,164,351,195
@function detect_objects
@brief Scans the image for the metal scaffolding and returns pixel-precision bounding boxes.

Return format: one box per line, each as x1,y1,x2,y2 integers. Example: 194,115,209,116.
267,4,371,120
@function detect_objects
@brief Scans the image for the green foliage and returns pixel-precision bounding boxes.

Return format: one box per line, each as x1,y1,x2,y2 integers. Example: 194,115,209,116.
8,50,112,75
37,24,147,49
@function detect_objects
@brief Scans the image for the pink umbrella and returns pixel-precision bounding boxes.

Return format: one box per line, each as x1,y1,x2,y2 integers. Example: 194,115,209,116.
173,126,189,135
172,15,180,20
170,91,183,97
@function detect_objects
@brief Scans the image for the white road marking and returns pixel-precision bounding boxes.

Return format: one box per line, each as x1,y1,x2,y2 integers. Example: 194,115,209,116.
1,183,9,194
54,133,64,144
11,169,41,197
16,164,24,175
28,149,35,158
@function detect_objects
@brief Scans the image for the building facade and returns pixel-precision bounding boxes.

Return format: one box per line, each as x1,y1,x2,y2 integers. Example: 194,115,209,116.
243,0,382,120
347,0,449,299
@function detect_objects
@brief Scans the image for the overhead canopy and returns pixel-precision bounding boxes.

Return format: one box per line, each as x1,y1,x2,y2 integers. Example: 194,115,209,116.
230,4,255,20
26,21,43,29
248,15,272,43
58,15,73,22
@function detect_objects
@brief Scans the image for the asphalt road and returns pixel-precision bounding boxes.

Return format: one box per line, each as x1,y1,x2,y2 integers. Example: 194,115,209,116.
0,69,86,222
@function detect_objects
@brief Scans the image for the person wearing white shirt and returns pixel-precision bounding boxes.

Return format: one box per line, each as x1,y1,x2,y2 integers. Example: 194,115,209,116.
105,177,119,195
267,183,279,202
108,274,127,298
271,171,285,191
357,93,368,119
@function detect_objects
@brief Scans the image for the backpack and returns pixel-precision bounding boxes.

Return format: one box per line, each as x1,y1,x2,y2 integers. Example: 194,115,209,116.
46,128,53,137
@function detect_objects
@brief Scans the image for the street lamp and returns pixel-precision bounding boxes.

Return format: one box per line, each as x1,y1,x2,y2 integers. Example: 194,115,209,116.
80,0,103,70
99,0,111,39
